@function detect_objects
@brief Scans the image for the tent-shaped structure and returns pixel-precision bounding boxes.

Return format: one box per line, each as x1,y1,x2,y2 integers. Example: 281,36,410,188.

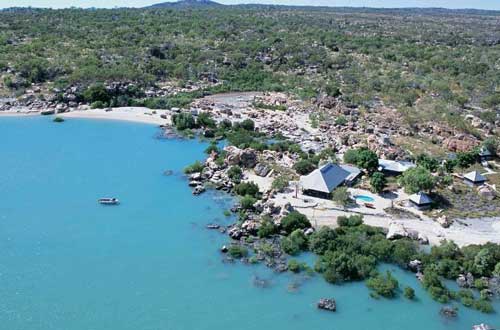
409,192,433,209
463,170,487,185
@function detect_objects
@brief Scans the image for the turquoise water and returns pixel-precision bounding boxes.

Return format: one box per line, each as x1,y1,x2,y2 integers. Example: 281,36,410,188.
354,195,375,202
0,116,498,330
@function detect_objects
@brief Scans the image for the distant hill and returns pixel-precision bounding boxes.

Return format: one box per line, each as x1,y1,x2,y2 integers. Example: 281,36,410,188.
148,0,222,8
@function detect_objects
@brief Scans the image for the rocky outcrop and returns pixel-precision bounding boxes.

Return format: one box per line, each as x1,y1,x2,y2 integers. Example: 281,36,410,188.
317,298,336,312
443,135,479,152
254,163,271,177
439,306,457,318
224,146,257,168
457,273,474,288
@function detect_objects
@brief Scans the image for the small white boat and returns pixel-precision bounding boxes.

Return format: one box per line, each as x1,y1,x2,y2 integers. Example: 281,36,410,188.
98,198,120,205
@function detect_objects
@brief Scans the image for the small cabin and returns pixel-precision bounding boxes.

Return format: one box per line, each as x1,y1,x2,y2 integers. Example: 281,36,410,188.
463,170,487,186
408,192,433,210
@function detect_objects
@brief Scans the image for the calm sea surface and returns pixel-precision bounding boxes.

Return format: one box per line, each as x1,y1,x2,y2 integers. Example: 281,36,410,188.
0,116,498,330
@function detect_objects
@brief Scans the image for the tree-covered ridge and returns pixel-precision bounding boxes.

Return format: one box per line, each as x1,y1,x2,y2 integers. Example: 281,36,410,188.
0,6,499,110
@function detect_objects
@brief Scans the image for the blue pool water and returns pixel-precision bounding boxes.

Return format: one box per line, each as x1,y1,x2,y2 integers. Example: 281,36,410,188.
0,116,498,330
354,195,375,202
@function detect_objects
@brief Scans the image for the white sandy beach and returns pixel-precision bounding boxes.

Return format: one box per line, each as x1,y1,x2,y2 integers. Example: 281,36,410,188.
60,107,170,125
1,107,171,125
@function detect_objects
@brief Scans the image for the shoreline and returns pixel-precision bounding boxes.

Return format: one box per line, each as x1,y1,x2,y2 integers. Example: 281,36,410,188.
1,107,171,126
3,105,499,248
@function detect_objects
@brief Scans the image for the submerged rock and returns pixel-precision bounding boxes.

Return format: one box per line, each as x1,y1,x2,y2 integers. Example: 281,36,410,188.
439,306,458,318
473,324,495,330
317,298,336,312
408,259,422,273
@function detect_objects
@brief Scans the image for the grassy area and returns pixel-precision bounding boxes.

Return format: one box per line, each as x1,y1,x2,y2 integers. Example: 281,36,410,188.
432,181,500,219
393,136,449,158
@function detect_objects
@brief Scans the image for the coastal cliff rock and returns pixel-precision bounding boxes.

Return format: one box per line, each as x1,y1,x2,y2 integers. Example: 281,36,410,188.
317,298,336,312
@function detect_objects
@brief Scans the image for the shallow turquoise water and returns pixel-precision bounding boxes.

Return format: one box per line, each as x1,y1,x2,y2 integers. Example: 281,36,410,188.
0,116,498,330
354,195,375,202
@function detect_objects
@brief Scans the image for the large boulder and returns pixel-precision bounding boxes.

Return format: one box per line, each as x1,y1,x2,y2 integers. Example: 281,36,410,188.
386,222,408,240
478,186,496,201
241,220,260,235
254,163,271,177
408,260,422,273
224,146,242,166
437,215,453,228
317,298,336,312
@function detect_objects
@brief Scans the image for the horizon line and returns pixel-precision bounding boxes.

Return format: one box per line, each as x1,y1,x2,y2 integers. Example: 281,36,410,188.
2,2,500,12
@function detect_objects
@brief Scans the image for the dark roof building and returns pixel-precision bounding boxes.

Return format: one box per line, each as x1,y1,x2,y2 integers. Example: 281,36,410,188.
300,163,350,199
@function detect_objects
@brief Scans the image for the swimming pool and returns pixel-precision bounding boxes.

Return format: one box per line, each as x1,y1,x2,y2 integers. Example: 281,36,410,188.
354,195,375,202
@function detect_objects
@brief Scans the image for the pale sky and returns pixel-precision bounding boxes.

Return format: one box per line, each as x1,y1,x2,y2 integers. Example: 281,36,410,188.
1,0,499,10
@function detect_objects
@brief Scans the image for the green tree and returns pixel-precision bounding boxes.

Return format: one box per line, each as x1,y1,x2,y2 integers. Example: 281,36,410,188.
234,182,260,198
240,195,257,210
293,159,316,175
343,148,378,173
280,211,311,234
483,138,498,155
331,186,351,209
281,229,308,255
398,167,436,194
416,153,439,172
366,271,399,298
271,175,290,192
172,112,197,130
403,286,416,300
227,166,243,183
309,227,337,255
83,84,110,104
370,172,386,193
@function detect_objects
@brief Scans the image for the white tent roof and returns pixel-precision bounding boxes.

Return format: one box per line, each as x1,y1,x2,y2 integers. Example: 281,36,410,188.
300,163,350,193
464,170,487,183
409,192,432,205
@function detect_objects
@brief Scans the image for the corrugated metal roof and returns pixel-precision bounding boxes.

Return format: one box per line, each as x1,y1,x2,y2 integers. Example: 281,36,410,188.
300,163,350,193
464,170,487,183
409,192,432,205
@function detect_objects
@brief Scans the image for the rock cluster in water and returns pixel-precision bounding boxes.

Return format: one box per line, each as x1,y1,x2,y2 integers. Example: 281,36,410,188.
317,298,337,312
